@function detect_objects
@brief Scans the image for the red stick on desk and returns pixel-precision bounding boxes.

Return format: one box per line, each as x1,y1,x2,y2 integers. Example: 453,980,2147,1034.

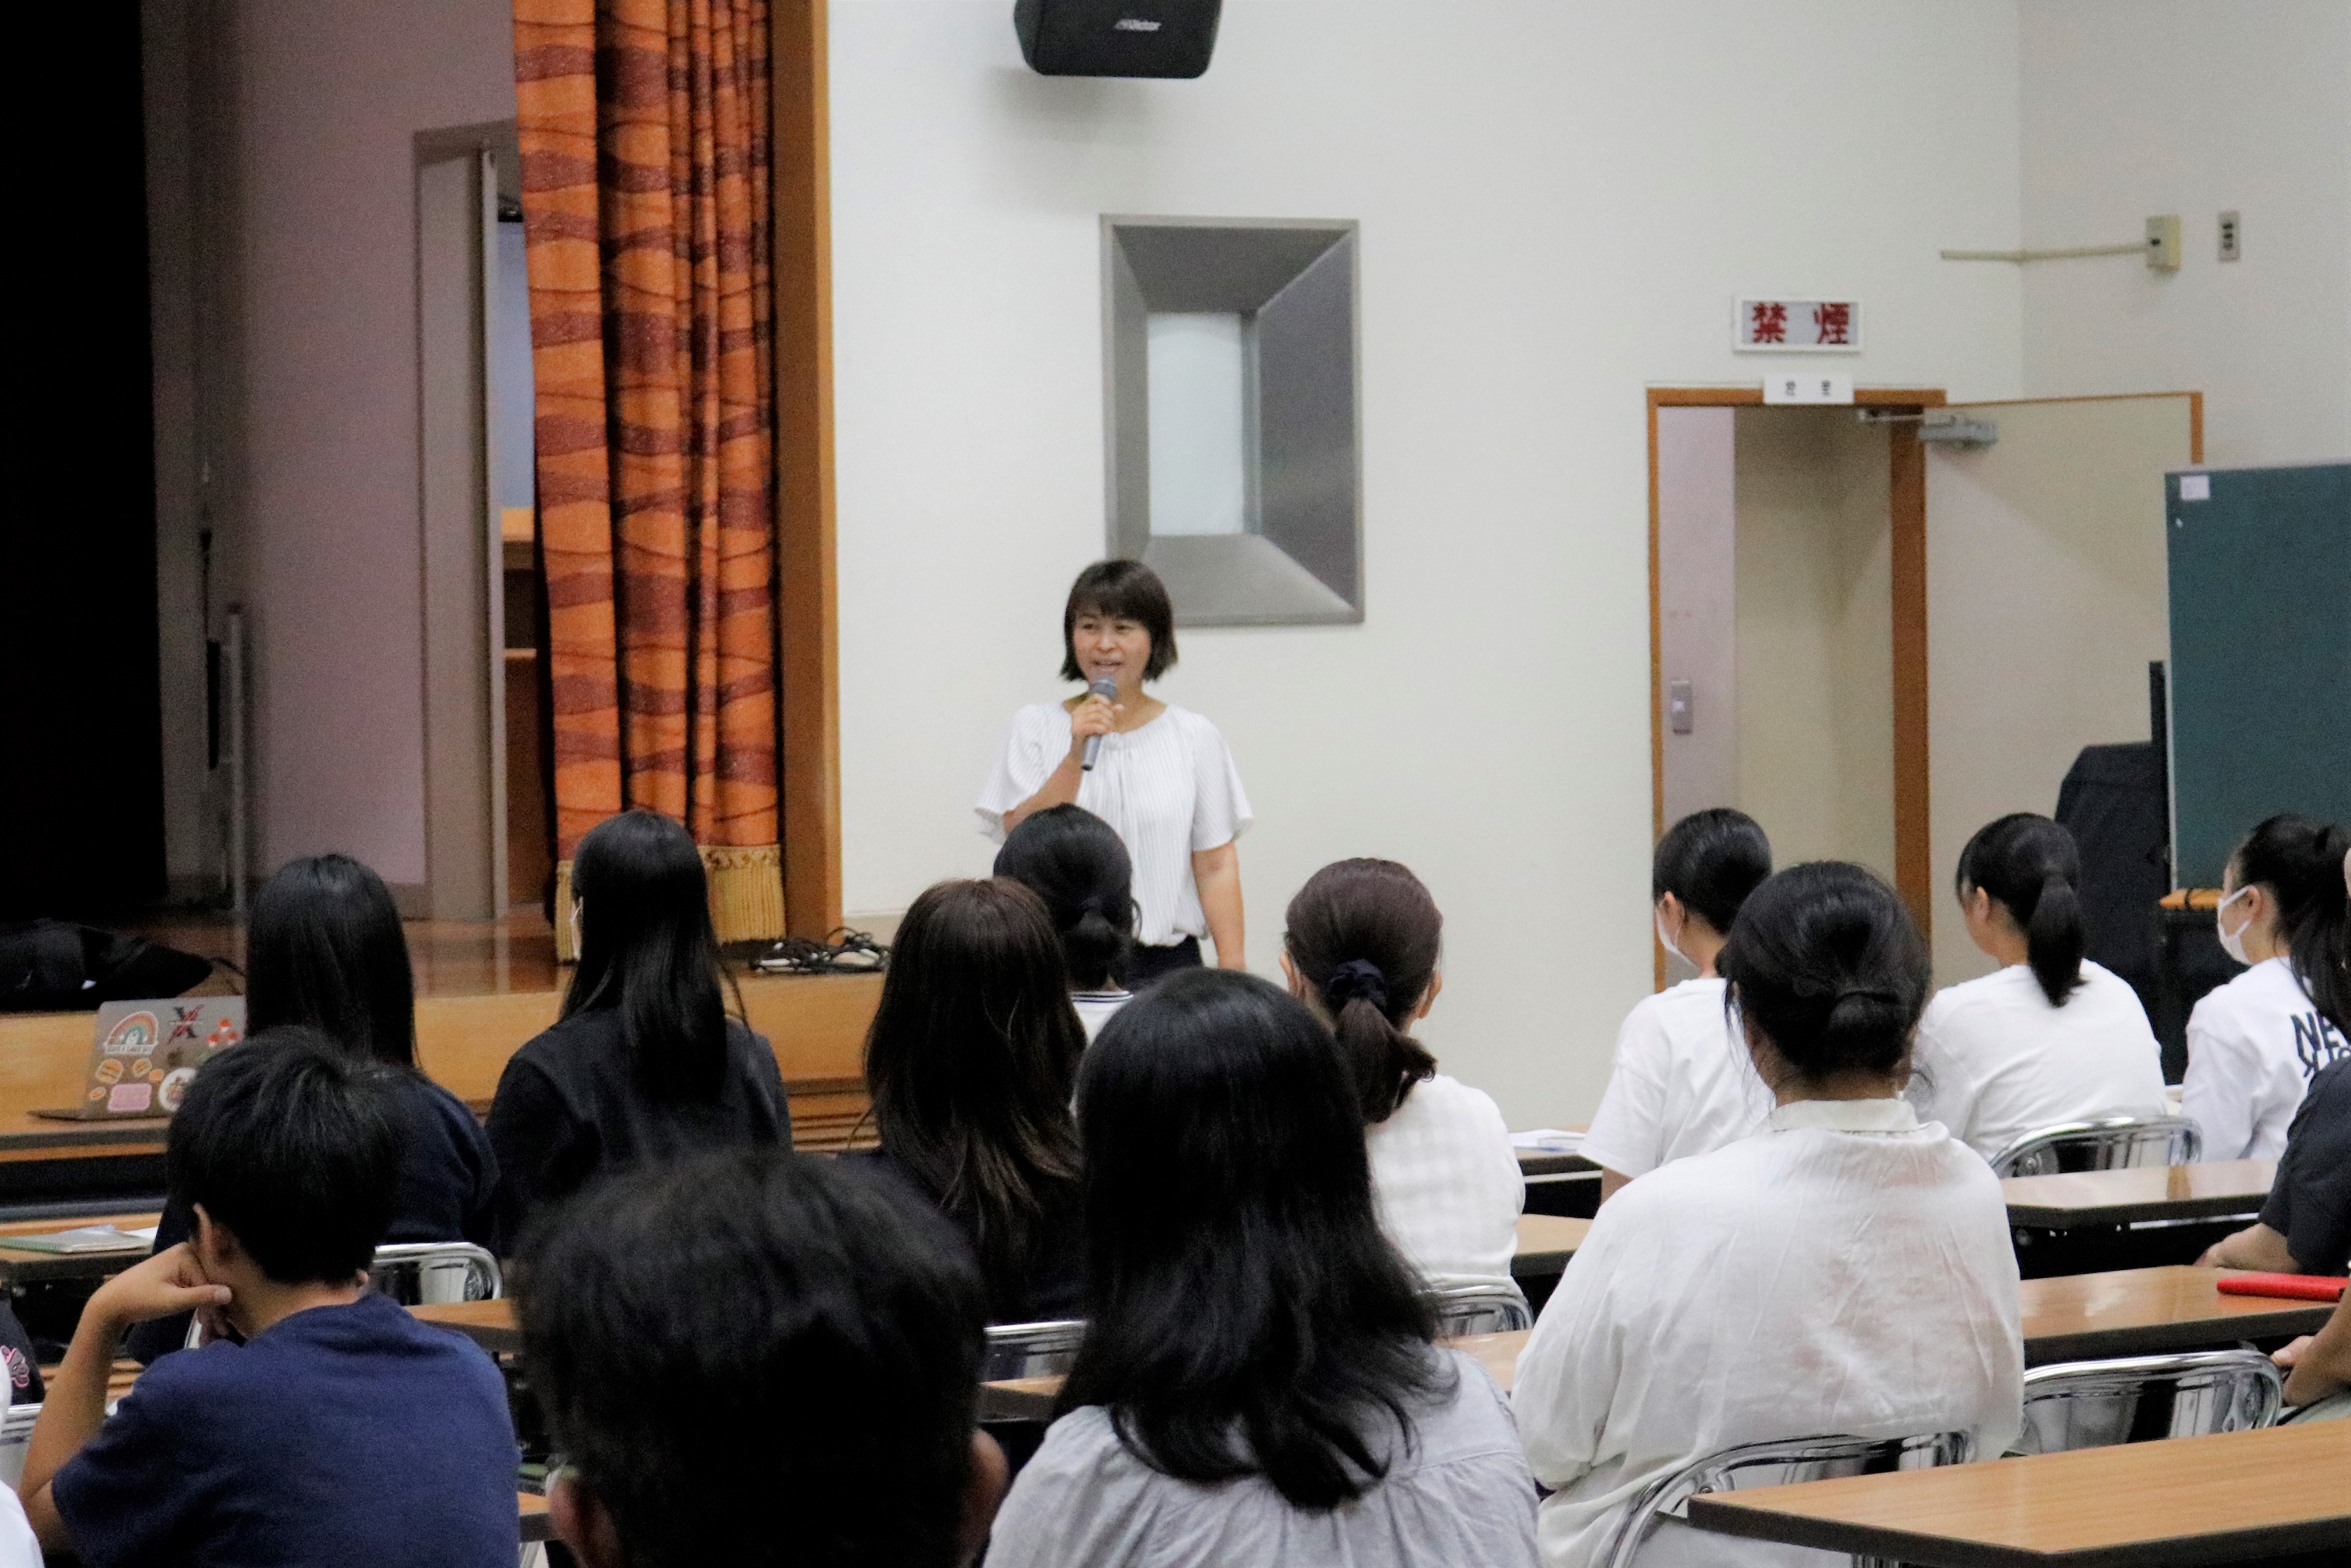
2214,1272,2347,1303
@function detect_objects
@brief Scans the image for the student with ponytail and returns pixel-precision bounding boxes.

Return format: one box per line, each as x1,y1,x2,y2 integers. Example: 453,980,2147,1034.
1583,808,1775,1202
1909,814,2168,1162
994,805,1138,1040
1283,860,1522,1291
2180,814,2351,1161
1515,864,2021,1568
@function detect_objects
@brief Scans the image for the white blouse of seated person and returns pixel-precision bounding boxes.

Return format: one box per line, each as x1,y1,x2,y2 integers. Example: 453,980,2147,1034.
1281,858,1522,1290
1583,808,1778,1203
2179,815,2351,1161
1907,814,2169,1164
1515,863,2023,1568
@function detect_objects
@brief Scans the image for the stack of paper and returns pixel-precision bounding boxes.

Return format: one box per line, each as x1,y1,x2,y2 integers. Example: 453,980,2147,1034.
1509,1129,1585,1154
2,1225,158,1255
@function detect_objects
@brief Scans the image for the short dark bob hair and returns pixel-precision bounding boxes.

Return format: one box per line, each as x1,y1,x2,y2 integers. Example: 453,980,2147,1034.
1060,559,1177,684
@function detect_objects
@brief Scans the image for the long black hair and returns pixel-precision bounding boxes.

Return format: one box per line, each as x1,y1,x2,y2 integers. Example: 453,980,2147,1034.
2230,814,2351,1036
1283,859,1440,1123
1654,808,1773,936
1957,813,2086,1007
246,854,417,1068
563,810,733,1100
1719,862,1931,1085
863,878,1085,1317
1063,968,1445,1511
992,805,1135,992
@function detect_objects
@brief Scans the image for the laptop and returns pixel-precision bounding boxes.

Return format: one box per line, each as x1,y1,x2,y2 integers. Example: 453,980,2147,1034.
30,998,246,1122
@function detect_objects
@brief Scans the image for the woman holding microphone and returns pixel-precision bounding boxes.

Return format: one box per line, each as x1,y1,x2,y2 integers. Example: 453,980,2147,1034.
979,560,1252,984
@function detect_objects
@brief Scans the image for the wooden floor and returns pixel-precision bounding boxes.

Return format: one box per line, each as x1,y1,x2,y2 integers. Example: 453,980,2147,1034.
118,912,565,997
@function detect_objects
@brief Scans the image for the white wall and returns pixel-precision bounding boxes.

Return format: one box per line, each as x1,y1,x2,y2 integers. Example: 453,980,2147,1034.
2017,1,2351,466
830,0,2026,1124
226,0,518,887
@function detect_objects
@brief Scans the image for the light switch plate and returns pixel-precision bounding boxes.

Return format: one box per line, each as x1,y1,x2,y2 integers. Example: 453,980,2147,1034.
2218,210,2241,261
1667,679,1695,735
2145,215,2181,271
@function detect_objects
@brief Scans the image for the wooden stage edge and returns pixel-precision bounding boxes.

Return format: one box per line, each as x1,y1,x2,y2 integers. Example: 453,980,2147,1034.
0,971,886,1161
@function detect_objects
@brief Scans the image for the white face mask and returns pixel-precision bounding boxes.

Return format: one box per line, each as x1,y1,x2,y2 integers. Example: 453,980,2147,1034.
2215,884,2256,967
1655,907,1688,967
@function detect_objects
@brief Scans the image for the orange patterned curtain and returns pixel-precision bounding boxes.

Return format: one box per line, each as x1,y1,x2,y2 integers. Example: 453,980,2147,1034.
514,0,784,953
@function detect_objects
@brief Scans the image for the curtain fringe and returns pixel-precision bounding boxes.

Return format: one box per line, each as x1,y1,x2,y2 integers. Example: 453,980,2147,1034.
553,843,788,961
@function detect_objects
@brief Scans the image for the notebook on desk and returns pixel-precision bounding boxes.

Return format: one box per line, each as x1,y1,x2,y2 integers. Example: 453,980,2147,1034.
29,998,245,1122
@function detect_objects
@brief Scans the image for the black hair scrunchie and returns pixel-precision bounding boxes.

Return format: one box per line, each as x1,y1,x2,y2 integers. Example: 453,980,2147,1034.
1324,958,1390,1015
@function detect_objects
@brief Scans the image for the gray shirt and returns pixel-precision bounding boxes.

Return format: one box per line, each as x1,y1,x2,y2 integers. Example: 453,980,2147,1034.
985,1349,1540,1568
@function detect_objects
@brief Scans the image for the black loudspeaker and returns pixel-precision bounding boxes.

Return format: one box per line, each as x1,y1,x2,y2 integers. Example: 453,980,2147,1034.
1013,0,1222,78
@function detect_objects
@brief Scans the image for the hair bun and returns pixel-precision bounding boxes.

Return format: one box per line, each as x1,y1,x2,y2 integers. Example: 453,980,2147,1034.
1324,959,1390,1015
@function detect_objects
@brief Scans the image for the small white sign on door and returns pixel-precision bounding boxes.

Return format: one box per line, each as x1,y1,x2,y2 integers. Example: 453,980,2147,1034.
1761,372,1854,406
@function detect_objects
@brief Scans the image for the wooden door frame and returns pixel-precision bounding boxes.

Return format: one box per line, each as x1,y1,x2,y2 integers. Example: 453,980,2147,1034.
772,0,842,938
1646,386,1946,987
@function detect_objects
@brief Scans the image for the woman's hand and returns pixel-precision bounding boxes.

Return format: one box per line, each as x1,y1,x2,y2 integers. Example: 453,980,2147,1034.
1065,692,1122,757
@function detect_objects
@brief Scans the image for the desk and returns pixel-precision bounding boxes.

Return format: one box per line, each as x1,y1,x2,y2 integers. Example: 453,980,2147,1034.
1685,1420,2351,1566
2002,1162,2273,1231
414,1299,525,1355
520,1492,552,1545
0,1212,161,1286
2020,1266,2337,1366
0,971,884,1179
1510,1215,1589,1279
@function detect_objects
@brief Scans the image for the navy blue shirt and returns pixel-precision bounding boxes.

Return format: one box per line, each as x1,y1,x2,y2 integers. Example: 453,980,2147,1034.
53,1291,518,1568
2259,1055,2351,1276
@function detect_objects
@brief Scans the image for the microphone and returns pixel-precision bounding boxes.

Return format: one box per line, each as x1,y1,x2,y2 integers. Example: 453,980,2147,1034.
1080,677,1118,770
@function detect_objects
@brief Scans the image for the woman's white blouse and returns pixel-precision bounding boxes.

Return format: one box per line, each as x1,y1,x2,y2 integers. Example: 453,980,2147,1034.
1070,989,1132,1044
2180,956,2351,1161
1907,961,2170,1164
978,704,1252,950
1366,1073,1525,1289
1580,978,1775,1180
1513,1099,2024,1568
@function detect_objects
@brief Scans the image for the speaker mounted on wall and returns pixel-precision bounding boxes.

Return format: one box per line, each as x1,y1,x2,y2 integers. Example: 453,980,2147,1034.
1014,0,1223,78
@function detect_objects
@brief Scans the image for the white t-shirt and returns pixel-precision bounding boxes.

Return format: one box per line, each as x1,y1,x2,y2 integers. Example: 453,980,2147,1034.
1367,1073,1526,1289
0,1485,33,1568
1071,989,1132,1044
2180,956,2351,1161
1514,1099,2024,1568
986,1348,1541,1568
978,704,1252,950
1907,961,2170,1164
1581,978,1775,1180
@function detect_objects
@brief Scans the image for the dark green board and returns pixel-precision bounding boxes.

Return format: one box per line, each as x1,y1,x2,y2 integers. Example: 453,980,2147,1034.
2166,462,2351,888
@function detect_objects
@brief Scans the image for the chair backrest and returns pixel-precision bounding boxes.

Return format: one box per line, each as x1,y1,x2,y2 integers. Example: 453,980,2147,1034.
1599,1430,1972,1568
1432,1281,1532,1338
369,1241,503,1305
1989,1116,2202,1178
983,1319,1086,1383
0,1401,38,1490
2016,1350,2281,1454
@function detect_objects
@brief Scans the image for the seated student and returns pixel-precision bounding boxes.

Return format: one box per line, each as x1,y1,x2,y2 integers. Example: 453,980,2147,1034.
994,803,1137,1040
852,877,1086,1322
519,1148,1007,1568
2180,815,2351,1160
488,809,790,1248
1583,808,1775,1201
22,1029,518,1566
1281,857,1522,1290
0,1300,42,1407
2200,1054,2351,1275
129,852,499,1363
1515,863,2022,1568
988,970,1541,1568
1909,814,2169,1162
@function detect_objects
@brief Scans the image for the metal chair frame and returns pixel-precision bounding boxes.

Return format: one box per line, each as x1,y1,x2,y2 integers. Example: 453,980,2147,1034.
1988,1115,2202,1179
1432,1281,1532,1338
2281,1390,2351,1424
370,1241,504,1304
982,1318,1086,1383
1598,1429,1972,1568
2014,1349,2281,1454
0,1400,36,1490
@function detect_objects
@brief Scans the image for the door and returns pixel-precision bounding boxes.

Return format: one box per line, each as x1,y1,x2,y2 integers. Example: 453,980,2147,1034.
1922,393,2199,985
